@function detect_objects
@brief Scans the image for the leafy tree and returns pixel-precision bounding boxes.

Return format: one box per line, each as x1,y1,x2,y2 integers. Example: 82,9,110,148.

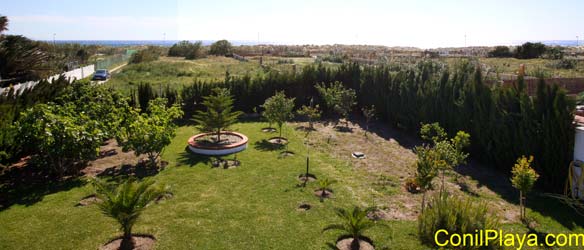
511,155,539,220
0,35,50,82
487,46,512,58
0,15,7,34
130,47,161,64
323,206,377,250
16,104,103,176
261,91,295,138
361,105,375,135
544,46,565,60
93,178,168,250
414,145,440,212
120,98,183,166
514,42,547,59
168,40,204,59
316,81,357,128
209,39,233,56
296,104,321,130
419,123,470,194
192,88,243,142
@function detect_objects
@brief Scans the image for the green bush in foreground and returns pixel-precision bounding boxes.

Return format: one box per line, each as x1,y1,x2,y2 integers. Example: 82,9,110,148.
323,206,377,250
511,155,539,220
418,193,500,249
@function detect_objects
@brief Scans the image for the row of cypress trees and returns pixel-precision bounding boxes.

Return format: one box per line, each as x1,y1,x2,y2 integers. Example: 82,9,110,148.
127,60,577,192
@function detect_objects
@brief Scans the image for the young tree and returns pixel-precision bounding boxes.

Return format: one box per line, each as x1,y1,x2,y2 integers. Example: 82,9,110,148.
317,178,337,198
316,81,357,128
93,178,168,250
296,104,321,130
209,39,233,56
261,91,295,139
414,145,440,212
419,123,470,195
121,98,183,166
361,105,375,135
511,155,539,220
192,88,243,142
323,206,377,250
0,15,7,33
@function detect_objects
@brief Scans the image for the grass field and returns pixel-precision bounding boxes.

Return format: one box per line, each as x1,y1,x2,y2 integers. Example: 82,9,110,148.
1,120,584,249
444,57,584,78
106,56,338,93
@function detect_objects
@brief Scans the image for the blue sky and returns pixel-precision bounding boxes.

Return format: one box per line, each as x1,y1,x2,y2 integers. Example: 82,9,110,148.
2,0,583,48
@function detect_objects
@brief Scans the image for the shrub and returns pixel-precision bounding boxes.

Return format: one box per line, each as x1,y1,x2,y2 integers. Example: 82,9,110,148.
514,42,547,59
511,156,539,220
129,47,160,64
323,207,378,249
418,193,500,248
487,46,512,58
550,58,577,69
209,40,232,56
262,91,295,138
316,81,357,128
168,40,204,59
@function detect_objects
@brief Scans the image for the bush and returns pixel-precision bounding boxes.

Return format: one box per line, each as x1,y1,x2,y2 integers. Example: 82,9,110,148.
487,46,512,58
129,47,161,64
418,193,500,248
209,40,232,56
514,42,547,59
549,58,577,69
168,40,204,59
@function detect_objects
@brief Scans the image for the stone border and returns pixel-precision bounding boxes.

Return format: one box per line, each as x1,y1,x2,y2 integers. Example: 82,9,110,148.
187,131,248,156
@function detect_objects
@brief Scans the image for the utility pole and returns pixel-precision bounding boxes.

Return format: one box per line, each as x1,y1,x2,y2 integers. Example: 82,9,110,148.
577,36,580,47
53,33,56,45
163,33,166,45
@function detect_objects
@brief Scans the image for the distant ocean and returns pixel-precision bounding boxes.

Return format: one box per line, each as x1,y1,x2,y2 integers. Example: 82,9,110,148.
52,40,265,47
50,40,582,48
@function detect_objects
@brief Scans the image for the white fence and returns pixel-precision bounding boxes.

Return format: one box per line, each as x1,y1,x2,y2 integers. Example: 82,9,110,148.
0,64,95,95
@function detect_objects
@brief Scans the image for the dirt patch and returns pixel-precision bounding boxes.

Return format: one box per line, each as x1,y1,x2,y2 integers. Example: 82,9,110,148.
100,235,156,250
314,189,333,198
268,137,288,145
295,119,522,223
280,151,295,157
76,194,101,207
298,173,317,182
82,139,147,177
194,134,242,146
336,238,375,250
297,203,311,211
262,127,277,133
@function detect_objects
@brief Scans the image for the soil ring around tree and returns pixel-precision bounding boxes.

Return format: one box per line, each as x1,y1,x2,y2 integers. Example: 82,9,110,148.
262,127,277,133
335,237,375,250
297,203,312,211
76,194,101,207
298,173,317,182
280,151,295,157
100,234,156,250
314,189,334,199
268,137,288,145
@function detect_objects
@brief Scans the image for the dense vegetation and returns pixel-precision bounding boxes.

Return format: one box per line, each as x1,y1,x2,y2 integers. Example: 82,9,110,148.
168,40,204,59
156,61,573,192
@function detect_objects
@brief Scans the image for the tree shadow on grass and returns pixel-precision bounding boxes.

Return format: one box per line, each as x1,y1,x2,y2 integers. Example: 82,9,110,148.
96,162,163,181
0,165,85,211
176,146,213,167
253,139,285,151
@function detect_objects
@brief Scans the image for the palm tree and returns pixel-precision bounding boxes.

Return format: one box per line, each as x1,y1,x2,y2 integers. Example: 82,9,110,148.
0,15,8,33
323,207,376,250
317,178,336,197
93,178,168,250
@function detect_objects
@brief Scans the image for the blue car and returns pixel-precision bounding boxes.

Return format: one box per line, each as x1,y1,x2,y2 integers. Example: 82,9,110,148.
92,69,110,80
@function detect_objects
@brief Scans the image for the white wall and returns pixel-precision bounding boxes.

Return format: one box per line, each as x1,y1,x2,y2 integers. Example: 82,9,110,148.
0,64,95,95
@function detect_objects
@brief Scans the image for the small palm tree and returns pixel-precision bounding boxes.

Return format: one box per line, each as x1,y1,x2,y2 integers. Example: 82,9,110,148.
317,178,336,197
93,178,168,250
323,207,376,250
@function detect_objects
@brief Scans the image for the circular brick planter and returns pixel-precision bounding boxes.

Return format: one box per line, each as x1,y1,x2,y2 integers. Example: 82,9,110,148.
187,131,248,156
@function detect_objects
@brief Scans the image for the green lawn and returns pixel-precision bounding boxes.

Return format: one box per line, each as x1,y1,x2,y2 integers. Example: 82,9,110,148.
1,121,584,249
0,122,419,250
